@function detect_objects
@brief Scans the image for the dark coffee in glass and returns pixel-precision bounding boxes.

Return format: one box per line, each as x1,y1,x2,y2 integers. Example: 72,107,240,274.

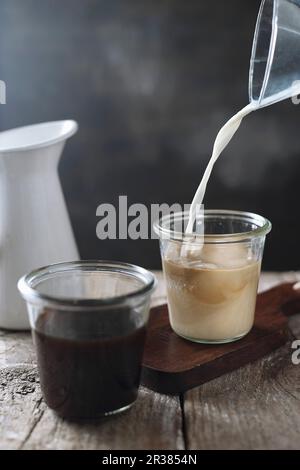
18,261,156,419
34,308,146,418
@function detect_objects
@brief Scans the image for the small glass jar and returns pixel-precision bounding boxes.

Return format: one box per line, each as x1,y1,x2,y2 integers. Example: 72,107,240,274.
154,210,271,344
18,261,156,419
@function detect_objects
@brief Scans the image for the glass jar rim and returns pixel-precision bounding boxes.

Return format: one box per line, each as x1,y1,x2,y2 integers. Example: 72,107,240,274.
18,260,157,309
153,210,272,244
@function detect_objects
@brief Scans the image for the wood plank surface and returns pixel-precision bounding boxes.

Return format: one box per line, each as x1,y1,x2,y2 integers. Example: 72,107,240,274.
184,272,300,450
184,342,300,450
0,271,184,450
1,364,183,450
1,271,300,450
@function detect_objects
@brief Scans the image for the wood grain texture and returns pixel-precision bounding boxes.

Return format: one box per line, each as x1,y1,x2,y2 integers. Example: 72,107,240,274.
1,271,300,450
142,284,300,394
184,272,300,450
0,271,184,450
183,343,300,450
0,364,183,450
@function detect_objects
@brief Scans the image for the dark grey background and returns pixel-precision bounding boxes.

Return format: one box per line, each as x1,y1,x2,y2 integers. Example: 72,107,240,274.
0,0,299,270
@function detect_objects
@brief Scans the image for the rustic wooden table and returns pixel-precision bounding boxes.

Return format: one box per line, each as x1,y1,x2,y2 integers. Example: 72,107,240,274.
1,271,300,450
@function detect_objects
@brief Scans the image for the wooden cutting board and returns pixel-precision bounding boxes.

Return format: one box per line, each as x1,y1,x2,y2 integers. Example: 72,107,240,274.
142,283,300,395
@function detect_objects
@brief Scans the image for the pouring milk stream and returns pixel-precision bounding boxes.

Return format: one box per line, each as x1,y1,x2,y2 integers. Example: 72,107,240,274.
186,103,256,233
186,0,300,234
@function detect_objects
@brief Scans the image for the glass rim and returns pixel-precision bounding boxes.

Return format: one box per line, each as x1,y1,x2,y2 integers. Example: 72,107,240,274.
18,260,157,309
153,210,272,244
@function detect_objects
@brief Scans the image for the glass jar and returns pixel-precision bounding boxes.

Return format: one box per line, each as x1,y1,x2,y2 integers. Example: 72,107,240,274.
18,260,156,419
154,210,271,344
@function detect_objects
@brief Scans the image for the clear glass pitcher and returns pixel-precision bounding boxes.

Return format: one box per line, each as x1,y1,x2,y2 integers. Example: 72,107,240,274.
186,0,300,234
250,0,300,107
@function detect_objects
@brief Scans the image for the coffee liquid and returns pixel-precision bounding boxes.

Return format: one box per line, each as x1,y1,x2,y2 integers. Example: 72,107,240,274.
163,244,260,342
34,308,146,419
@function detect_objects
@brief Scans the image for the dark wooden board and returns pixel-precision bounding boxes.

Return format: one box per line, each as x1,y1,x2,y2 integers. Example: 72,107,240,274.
142,283,300,395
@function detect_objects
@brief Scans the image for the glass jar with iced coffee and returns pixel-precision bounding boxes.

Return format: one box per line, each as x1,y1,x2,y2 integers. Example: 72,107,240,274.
154,210,271,344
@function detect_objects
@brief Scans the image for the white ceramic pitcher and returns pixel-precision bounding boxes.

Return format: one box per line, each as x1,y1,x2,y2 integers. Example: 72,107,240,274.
0,120,79,329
